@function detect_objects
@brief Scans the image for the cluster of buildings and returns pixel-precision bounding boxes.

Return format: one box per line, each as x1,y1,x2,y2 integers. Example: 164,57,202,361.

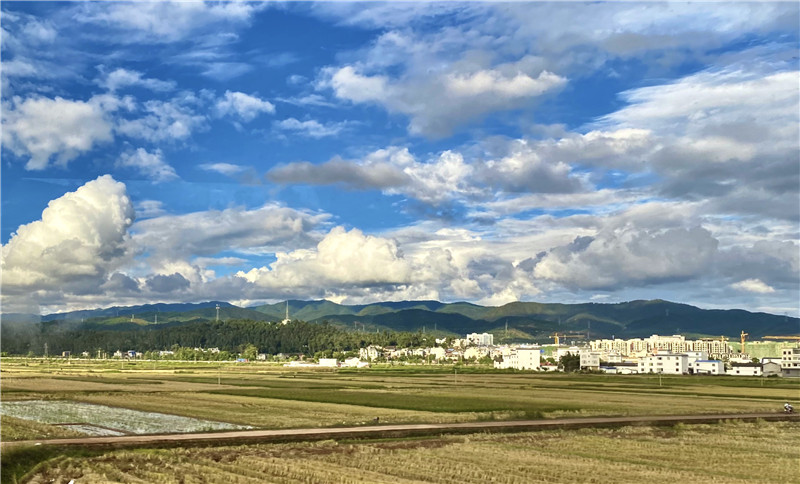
589,334,735,359
352,332,800,378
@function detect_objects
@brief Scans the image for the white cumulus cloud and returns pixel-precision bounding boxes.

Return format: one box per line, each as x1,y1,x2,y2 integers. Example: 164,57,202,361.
731,279,775,294
116,148,179,183
1,175,135,294
97,67,176,92
215,90,275,122
2,95,114,170
237,227,413,290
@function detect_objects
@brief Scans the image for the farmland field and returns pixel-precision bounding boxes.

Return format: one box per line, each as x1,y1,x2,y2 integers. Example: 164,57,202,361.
2,358,797,442
2,358,798,483
5,421,798,483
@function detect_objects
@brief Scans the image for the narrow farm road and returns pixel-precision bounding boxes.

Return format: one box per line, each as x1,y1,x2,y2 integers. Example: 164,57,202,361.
3,413,797,450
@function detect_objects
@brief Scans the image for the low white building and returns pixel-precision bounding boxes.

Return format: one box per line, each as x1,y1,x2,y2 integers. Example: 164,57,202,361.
693,360,724,375
427,347,447,360
466,332,494,346
638,352,688,374
318,358,339,368
600,362,639,374
728,362,762,376
464,347,489,360
763,361,781,377
495,347,541,370
685,352,709,373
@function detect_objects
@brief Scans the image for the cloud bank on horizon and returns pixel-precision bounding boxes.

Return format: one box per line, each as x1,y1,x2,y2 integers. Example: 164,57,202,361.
1,2,798,315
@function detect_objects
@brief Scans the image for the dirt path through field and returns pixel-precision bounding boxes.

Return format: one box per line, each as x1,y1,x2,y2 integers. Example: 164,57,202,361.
4,413,797,450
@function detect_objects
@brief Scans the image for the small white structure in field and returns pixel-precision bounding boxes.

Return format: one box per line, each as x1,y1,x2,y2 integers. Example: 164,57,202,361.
318,358,338,368
342,357,370,368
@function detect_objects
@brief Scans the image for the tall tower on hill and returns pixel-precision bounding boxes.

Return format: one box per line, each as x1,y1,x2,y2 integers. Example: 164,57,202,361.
282,301,291,325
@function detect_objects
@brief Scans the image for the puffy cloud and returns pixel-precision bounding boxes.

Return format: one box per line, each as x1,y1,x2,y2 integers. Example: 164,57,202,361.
97,67,176,92
132,203,330,262
73,2,264,43
2,95,114,170
146,273,191,293
215,90,275,122
116,148,179,183
274,118,347,138
1,175,135,294
533,226,719,290
117,98,207,143
596,67,800,219
479,139,585,194
447,69,564,99
269,142,584,206
731,279,775,294
237,227,415,292
321,58,565,137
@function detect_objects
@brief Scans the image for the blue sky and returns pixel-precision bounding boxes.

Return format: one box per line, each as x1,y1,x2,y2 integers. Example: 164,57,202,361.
2,1,798,316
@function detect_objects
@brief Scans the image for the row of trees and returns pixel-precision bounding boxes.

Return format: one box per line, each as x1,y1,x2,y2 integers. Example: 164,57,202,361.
0,319,431,357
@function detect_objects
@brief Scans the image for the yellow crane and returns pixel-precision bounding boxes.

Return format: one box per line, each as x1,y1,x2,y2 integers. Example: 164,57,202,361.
740,330,749,354
550,333,561,346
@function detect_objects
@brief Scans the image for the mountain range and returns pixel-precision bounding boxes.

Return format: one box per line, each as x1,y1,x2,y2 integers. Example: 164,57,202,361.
5,299,798,342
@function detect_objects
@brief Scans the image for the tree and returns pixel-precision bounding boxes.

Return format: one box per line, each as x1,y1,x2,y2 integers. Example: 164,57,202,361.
241,343,258,361
559,352,581,372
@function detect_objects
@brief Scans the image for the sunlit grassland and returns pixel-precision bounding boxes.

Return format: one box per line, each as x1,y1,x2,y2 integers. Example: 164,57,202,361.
8,421,798,484
2,358,797,443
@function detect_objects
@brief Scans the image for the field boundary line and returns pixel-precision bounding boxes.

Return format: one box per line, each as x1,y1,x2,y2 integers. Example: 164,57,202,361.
3,413,798,450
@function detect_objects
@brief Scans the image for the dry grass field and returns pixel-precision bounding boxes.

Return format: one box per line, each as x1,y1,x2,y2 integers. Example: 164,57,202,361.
2,358,798,483
10,420,799,484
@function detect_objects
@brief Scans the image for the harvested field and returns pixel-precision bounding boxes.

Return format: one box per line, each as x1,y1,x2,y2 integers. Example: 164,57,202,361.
9,421,799,484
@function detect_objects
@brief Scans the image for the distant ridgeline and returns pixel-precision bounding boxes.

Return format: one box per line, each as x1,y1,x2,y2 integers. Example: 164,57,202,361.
1,299,797,356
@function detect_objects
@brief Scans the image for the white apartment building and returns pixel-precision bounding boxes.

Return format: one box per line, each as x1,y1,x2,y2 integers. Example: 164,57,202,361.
580,352,601,370
495,347,541,370
466,332,494,346
693,360,724,375
590,335,733,358
359,345,383,361
781,347,800,377
638,352,689,374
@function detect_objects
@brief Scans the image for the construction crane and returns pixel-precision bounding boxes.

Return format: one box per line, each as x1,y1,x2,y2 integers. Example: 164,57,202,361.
550,333,561,346
740,330,749,354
